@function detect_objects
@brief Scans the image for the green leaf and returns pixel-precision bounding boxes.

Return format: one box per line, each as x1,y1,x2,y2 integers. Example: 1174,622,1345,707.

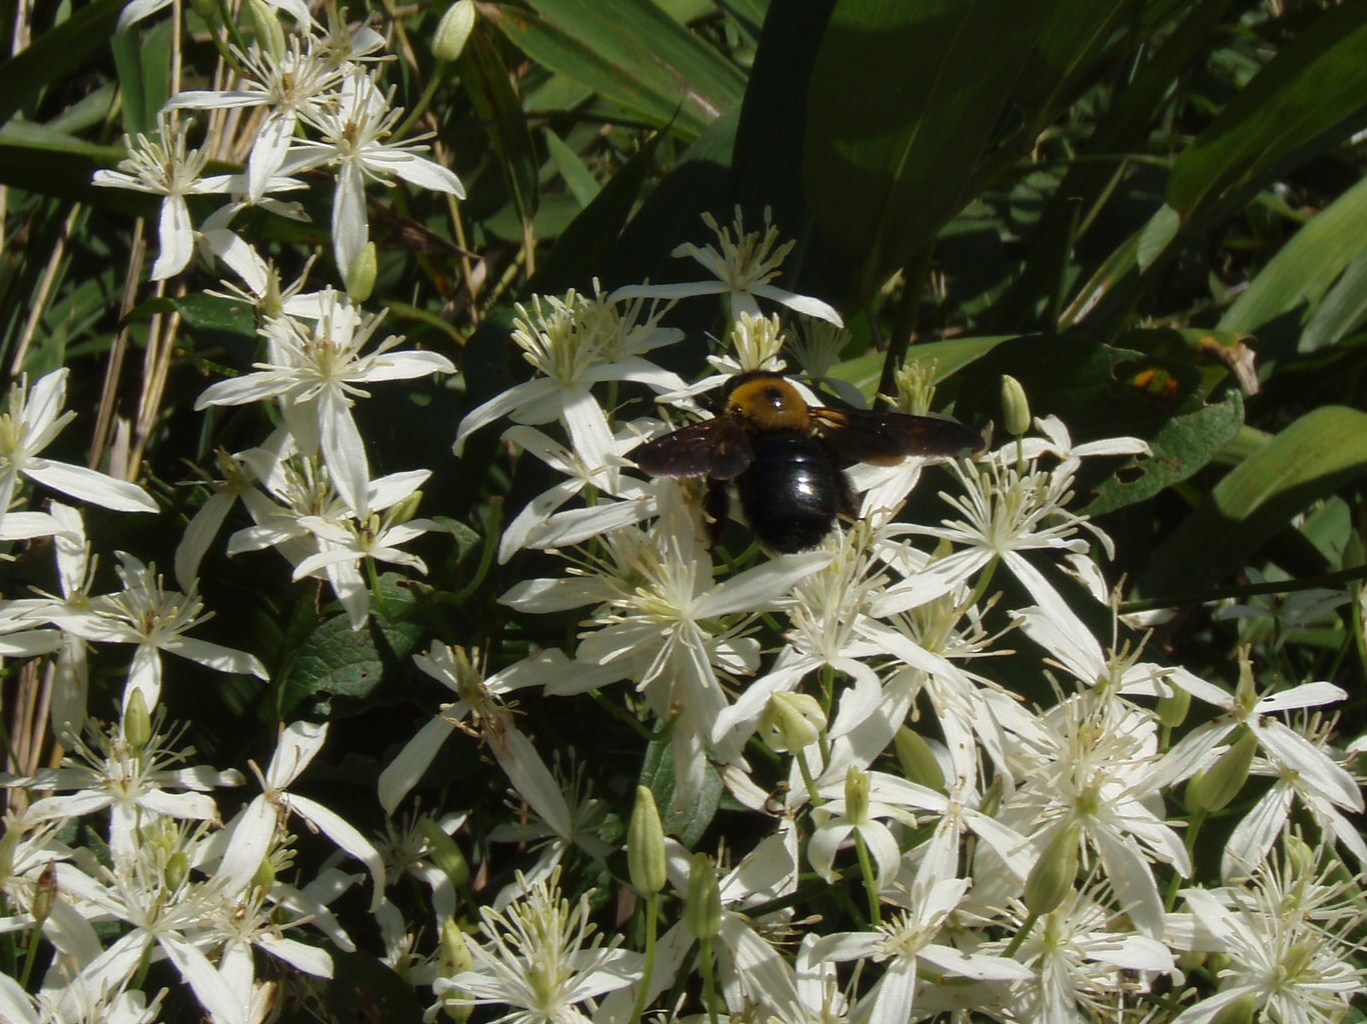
1166,1,1367,220
275,576,426,718
804,0,1060,304
0,125,133,207
829,335,1017,398
1299,249,1367,353
530,132,661,295
1140,406,1367,597
638,731,721,849
1085,389,1244,515
544,128,600,208
461,25,540,233
485,0,745,140
0,0,125,130
1217,172,1367,345
1011,0,1138,134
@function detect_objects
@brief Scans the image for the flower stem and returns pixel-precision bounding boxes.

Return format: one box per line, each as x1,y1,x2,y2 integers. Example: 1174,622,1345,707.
630,892,659,1024
698,935,720,1024
852,828,881,926
1003,909,1040,957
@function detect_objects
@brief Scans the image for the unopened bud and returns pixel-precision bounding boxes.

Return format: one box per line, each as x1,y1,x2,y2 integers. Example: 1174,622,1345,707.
758,691,825,753
189,0,219,24
685,853,722,940
843,766,870,823
628,786,667,895
439,919,474,1020
123,688,152,753
251,855,276,893
346,242,378,303
246,0,286,62
1186,730,1257,814
1206,994,1256,1024
1155,681,1191,728
164,850,190,892
1024,820,1079,915
419,817,470,889
1000,375,1031,437
433,1,477,62
894,727,945,792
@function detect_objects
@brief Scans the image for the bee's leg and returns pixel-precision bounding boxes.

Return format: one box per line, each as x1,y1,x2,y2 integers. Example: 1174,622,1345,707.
704,481,730,547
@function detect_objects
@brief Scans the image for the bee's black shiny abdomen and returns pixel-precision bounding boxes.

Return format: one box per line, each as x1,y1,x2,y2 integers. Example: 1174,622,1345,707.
734,432,846,553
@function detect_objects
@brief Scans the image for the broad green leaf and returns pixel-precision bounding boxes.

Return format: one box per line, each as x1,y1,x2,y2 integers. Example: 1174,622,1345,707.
639,731,721,848
530,132,661,295
276,576,426,718
111,16,173,135
830,335,1018,399
1218,172,1367,345
1299,249,1367,353
461,25,540,235
729,0,853,311
1166,1,1367,219
1011,0,1137,132
804,0,1060,304
1139,406,1367,597
544,129,601,208
484,0,745,140
1084,389,1244,515
0,0,124,130
988,0,1232,331
0,127,139,209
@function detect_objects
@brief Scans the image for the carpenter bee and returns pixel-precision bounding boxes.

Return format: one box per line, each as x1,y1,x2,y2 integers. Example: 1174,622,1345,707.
630,371,983,553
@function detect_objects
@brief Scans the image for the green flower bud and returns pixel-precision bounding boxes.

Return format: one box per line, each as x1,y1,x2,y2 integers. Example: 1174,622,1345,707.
1000,374,1031,437
1024,820,1079,916
1206,994,1256,1024
685,853,722,940
246,0,286,62
189,0,220,25
628,786,667,895
123,688,152,754
1186,729,1258,814
758,691,825,753
164,850,190,892
843,765,870,824
419,817,470,889
346,241,378,303
251,855,276,894
894,727,945,792
439,919,474,1021
433,1,477,63
1155,680,1191,728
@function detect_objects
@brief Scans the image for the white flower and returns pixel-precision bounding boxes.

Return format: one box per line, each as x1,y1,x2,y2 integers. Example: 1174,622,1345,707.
501,490,828,802
216,721,386,910
814,877,1033,1024
195,290,454,516
993,685,1188,936
453,288,685,478
495,425,656,562
8,716,240,863
281,69,464,289
435,868,642,1024
0,370,157,530
92,115,242,280
611,208,844,326
1167,881,1364,1024
48,552,268,712
168,38,344,201
117,0,310,32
